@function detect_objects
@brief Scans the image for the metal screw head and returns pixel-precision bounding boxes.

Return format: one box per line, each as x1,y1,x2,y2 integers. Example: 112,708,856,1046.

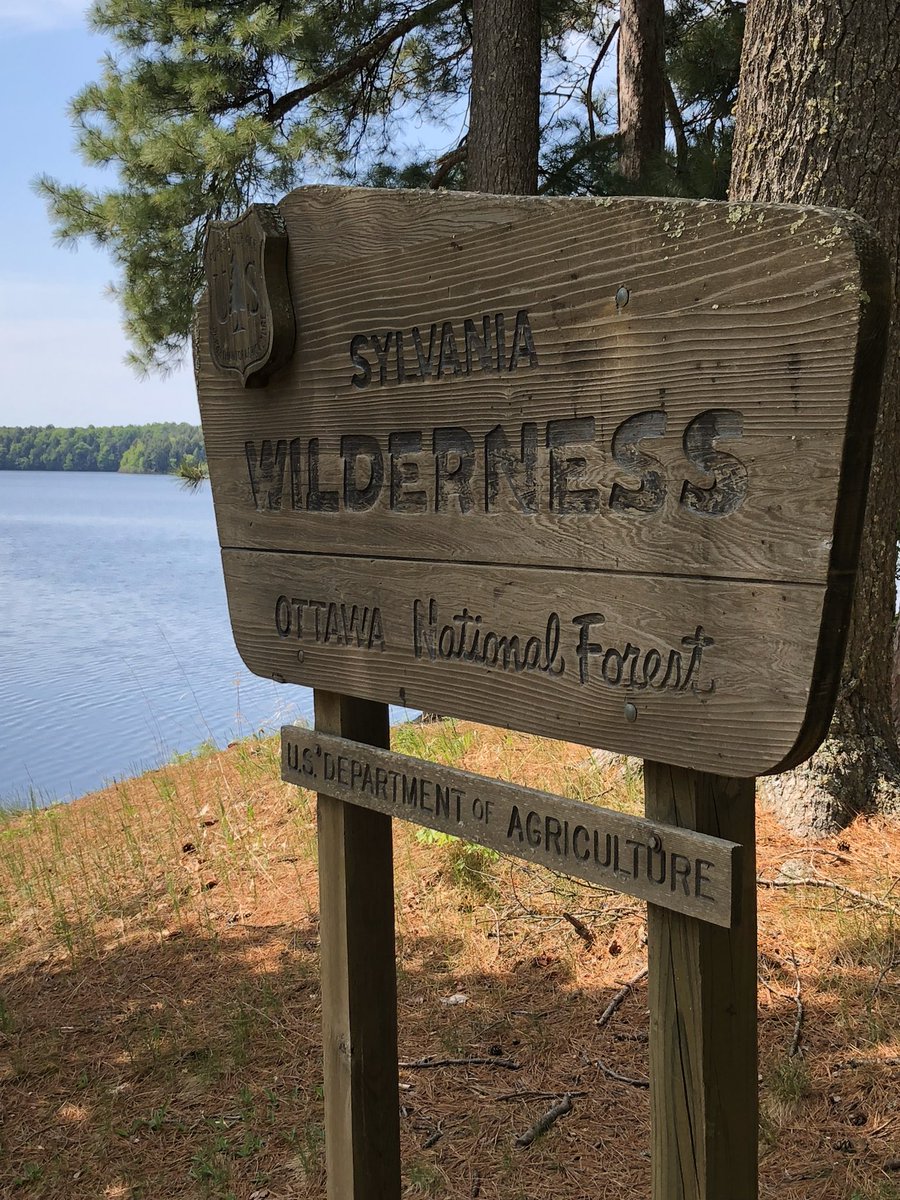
297,649,305,663
615,285,630,310
649,834,662,853
624,702,637,722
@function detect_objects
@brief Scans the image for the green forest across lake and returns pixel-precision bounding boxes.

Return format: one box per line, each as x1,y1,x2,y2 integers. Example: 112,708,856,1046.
0,423,205,474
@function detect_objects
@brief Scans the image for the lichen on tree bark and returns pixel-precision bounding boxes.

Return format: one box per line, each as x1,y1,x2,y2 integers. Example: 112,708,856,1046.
731,0,900,833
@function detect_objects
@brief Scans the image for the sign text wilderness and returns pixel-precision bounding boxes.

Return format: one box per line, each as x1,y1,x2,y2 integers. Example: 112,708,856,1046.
245,309,749,521
255,307,729,698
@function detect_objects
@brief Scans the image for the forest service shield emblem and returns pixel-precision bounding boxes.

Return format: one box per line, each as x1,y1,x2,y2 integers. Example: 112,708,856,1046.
204,204,295,387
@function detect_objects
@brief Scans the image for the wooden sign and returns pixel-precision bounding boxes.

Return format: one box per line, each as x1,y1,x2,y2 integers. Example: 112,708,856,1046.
195,188,888,778
196,189,889,1200
282,725,740,925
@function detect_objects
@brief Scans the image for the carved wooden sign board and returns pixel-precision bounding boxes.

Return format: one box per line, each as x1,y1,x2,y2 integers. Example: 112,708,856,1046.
195,187,887,780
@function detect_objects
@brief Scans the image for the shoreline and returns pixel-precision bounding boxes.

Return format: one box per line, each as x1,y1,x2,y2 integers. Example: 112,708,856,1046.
1,708,426,814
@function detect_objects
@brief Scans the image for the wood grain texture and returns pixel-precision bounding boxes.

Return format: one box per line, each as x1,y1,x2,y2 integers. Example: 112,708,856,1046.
223,548,826,777
645,763,757,1200
313,693,400,1200
203,204,295,387
195,188,890,776
283,726,740,925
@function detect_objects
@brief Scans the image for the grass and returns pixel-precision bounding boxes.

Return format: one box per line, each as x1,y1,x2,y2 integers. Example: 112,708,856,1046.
0,719,898,1198
849,1189,900,1200
169,739,219,767
768,1056,812,1104
406,1160,446,1194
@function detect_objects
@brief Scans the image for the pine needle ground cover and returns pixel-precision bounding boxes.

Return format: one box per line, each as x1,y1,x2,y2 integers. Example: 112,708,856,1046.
0,721,897,1199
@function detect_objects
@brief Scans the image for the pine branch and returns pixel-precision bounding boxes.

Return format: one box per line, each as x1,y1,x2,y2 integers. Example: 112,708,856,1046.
537,133,618,195
430,141,467,188
665,77,688,171
585,19,619,142
266,0,458,125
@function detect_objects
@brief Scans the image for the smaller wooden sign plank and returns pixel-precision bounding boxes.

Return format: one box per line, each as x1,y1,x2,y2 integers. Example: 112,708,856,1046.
281,726,740,927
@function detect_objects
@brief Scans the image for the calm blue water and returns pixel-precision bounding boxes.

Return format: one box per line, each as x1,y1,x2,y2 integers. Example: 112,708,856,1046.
0,472,318,805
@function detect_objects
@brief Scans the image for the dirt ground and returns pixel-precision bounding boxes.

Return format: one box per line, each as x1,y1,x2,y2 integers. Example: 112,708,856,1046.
0,720,897,1199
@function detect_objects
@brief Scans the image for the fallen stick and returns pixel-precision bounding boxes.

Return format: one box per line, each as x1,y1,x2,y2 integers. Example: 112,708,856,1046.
399,1056,521,1070
595,966,648,1029
870,956,900,1002
833,1057,900,1071
562,911,595,947
593,1056,649,1089
788,951,804,1059
495,1089,588,1102
515,1093,573,1147
757,877,900,917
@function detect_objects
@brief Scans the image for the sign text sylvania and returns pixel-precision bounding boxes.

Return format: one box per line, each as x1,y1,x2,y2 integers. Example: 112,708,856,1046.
244,308,749,522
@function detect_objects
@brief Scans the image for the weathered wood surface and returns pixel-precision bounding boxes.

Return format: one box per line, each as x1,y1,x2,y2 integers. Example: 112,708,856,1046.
645,763,758,1200
203,204,295,387
313,693,400,1200
196,188,889,776
282,726,740,925
230,550,823,776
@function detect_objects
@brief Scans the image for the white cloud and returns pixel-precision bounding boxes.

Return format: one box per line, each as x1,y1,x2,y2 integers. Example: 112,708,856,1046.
0,0,89,35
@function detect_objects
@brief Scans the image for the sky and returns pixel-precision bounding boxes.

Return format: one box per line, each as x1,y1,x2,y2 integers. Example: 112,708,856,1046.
0,0,200,426
0,4,612,430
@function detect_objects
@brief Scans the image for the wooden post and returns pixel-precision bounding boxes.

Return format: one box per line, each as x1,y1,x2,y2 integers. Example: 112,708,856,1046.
314,691,400,1200
645,762,758,1200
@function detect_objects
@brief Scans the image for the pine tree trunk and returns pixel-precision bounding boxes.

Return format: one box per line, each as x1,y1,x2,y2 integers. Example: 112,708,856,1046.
731,0,900,832
617,0,666,183
468,0,541,194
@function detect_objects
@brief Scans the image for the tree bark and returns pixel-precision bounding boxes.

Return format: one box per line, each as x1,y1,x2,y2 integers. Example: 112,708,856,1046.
468,0,541,194
731,0,900,832
617,0,666,184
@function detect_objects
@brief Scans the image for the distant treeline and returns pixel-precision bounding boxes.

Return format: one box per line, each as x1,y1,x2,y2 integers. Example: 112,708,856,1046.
0,424,206,474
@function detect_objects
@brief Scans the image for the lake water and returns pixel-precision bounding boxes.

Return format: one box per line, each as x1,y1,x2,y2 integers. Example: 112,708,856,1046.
0,472,340,805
